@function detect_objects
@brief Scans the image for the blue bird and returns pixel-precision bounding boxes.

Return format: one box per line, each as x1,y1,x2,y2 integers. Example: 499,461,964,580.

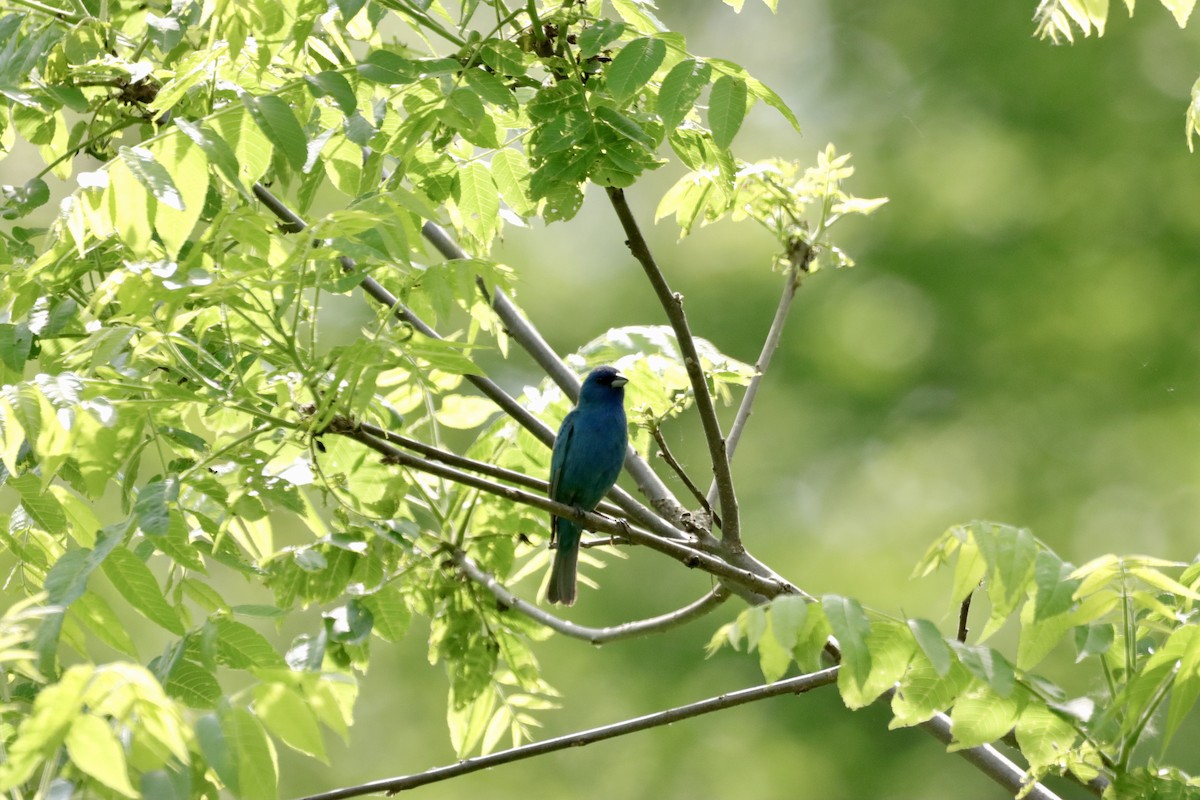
546,366,629,605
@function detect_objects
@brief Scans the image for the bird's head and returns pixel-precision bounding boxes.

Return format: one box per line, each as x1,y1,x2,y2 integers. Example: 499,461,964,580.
579,365,628,404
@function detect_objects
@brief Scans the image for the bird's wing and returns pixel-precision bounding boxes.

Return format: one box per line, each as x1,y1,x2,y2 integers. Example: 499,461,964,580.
548,409,576,504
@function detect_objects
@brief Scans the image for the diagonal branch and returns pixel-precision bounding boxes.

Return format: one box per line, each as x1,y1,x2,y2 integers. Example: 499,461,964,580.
293,667,841,800
606,187,742,551
253,183,556,446
706,244,811,506
915,707,1064,800
452,549,729,643
324,420,791,598
252,184,692,547
421,219,685,521
351,419,621,518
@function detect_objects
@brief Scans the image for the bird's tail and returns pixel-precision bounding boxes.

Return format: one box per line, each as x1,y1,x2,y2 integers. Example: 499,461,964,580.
547,521,580,606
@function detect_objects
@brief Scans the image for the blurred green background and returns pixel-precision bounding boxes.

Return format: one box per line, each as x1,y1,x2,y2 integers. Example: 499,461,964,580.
284,3,1200,799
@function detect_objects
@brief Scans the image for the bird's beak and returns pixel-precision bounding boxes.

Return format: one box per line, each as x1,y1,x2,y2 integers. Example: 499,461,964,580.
612,372,628,388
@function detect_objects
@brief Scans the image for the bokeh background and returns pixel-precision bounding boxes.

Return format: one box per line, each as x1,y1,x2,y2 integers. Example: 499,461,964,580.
287,3,1200,799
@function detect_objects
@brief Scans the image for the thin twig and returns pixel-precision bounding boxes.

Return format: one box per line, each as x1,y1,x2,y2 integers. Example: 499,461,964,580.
606,187,742,551
706,245,810,506
252,184,692,547
958,588,974,643
421,219,685,521
324,422,792,598
650,424,720,528
453,549,729,644
293,667,841,800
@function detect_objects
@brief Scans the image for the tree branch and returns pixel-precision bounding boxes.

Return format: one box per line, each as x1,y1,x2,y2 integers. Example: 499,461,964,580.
252,184,693,548
350,419,620,518
420,219,686,522
452,549,729,643
323,420,792,598
706,246,810,507
253,183,557,447
293,667,841,800
915,708,1064,800
606,187,742,551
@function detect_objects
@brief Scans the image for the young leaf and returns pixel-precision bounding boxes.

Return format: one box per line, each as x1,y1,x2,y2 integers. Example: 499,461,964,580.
101,547,185,635
948,685,1023,749
118,146,185,211
134,476,179,536
908,618,953,677
305,71,358,115
242,93,307,171
65,714,137,797
708,74,747,150
822,594,871,690
659,59,711,131
607,37,667,103
220,706,278,800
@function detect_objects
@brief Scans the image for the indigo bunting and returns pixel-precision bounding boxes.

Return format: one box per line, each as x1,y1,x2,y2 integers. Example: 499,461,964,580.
546,366,629,605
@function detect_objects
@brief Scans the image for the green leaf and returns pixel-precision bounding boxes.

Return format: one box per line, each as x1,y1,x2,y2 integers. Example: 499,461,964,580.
45,548,92,605
707,57,801,134
174,119,248,195
0,322,33,371
890,653,973,728
0,664,88,787
221,707,278,800
118,146,185,211
610,0,667,34
907,618,953,676
134,476,179,536
210,106,274,184
1033,550,1080,621
1163,625,1200,744
360,585,411,643
1014,702,1081,772
948,685,1023,749
595,105,657,148
479,40,527,77
841,619,916,710
212,617,286,668
101,547,185,634
196,714,238,794
242,93,307,171
72,592,139,657
708,74,747,150
607,37,667,103
578,19,626,59
255,683,327,761
454,161,499,246
305,71,358,115
949,642,1015,696
463,68,516,110
659,59,711,131
976,524,1038,639
822,594,871,689
1073,622,1114,661
65,714,137,797
490,148,535,216
9,472,67,533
